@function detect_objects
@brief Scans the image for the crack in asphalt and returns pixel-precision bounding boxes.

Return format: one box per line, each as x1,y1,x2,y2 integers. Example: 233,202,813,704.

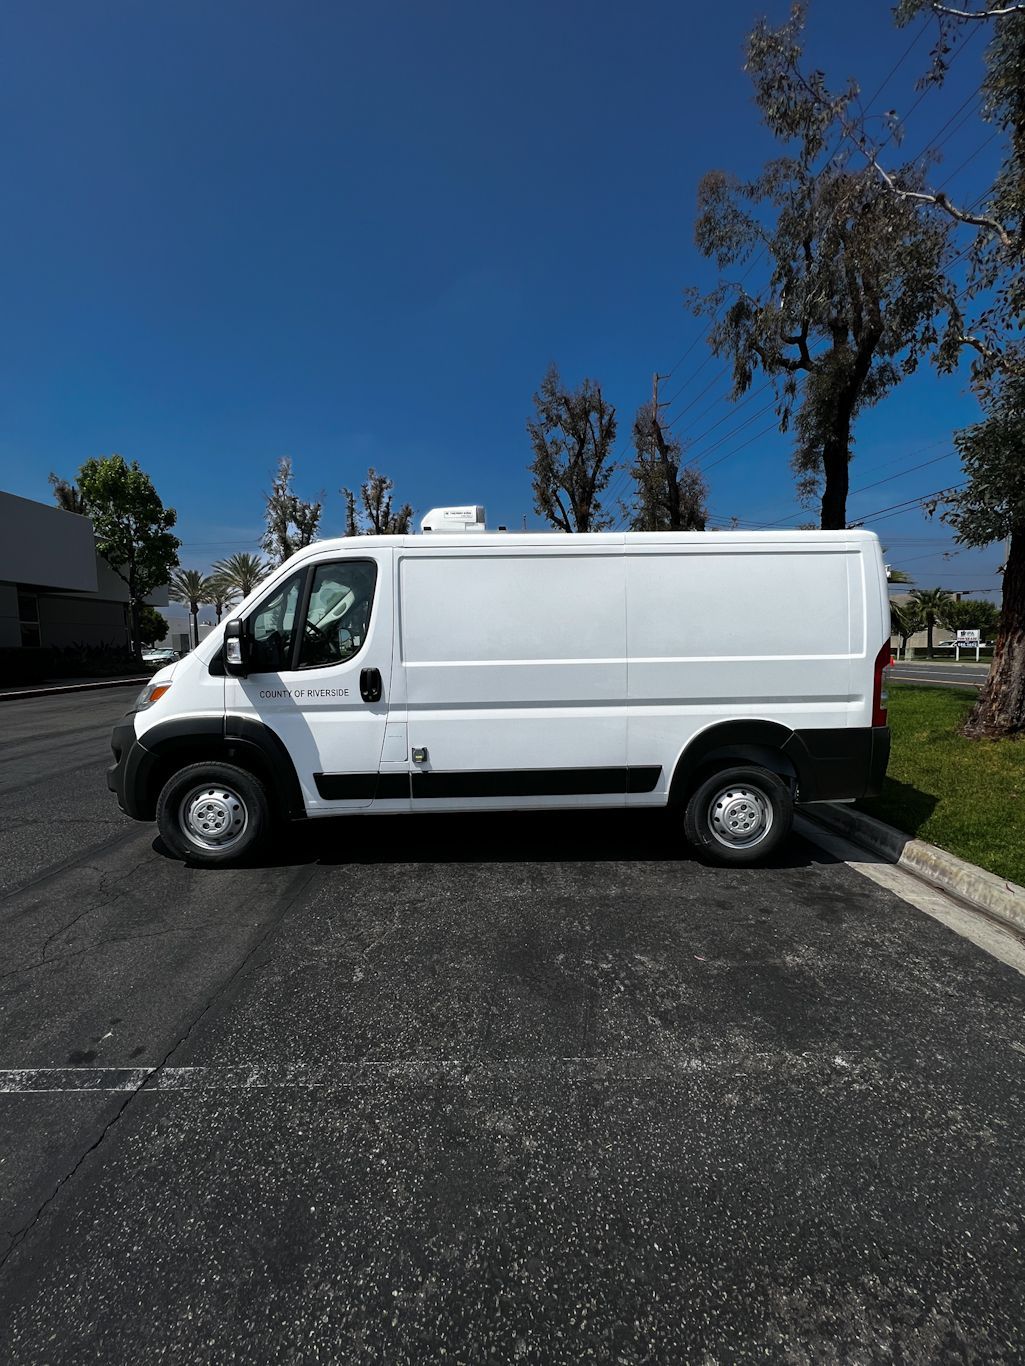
0,824,145,911
0,864,319,1275
0,854,162,982
0,922,275,985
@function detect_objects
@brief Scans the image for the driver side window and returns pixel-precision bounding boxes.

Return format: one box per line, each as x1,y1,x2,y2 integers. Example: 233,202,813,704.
297,560,378,669
248,569,303,673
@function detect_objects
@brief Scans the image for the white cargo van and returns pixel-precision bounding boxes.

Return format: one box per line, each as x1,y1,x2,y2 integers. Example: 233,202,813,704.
108,516,891,867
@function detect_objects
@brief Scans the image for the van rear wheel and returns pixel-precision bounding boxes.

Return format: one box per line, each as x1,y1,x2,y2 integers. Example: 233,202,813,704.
156,762,270,866
683,765,792,866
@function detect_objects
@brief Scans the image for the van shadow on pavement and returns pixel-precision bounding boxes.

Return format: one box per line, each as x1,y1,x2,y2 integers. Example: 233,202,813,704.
154,807,823,871
858,776,939,839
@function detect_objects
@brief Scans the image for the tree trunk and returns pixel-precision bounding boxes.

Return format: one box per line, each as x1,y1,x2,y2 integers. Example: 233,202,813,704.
129,599,142,663
927,617,935,659
963,524,1025,740
819,424,851,531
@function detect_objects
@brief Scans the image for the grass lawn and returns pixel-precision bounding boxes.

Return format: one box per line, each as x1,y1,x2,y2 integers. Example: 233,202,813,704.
857,683,1025,887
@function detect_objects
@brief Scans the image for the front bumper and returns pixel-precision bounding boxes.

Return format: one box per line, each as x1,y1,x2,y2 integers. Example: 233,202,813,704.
107,715,159,820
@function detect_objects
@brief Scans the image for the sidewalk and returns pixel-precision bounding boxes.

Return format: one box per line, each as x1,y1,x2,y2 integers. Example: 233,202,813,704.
0,676,148,702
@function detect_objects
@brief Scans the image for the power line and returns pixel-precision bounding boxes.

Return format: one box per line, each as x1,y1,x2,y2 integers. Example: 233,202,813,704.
664,377,736,437
850,482,968,526
740,440,954,529
909,83,984,162
936,129,999,189
688,401,780,471
847,450,959,497
896,548,964,566
860,17,933,114
661,356,724,420
675,379,777,453
695,420,781,476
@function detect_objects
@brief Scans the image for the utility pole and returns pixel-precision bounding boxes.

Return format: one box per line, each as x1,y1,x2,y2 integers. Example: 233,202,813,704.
651,372,670,447
651,372,678,529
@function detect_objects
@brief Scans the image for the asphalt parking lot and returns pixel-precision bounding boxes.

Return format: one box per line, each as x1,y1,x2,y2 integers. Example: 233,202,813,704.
2,687,1025,1363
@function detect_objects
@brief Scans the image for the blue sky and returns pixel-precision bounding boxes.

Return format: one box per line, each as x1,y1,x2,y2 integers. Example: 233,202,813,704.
0,0,1006,615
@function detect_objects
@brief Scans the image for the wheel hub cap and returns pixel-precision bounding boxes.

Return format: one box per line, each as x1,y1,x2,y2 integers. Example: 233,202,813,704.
709,786,772,849
180,786,248,850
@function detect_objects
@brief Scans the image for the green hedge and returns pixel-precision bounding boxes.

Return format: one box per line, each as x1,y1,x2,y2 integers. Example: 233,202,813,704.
0,642,142,686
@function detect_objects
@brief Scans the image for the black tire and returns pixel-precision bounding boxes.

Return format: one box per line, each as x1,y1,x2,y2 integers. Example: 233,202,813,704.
156,761,271,866
682,765,793,866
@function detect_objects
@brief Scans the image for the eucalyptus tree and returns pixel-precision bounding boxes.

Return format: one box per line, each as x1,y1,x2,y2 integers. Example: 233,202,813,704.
945,387,1025,733
261,457,322,566
762,0,1025,733
689,8,951,530
885,0,1025,734
627,402,708,531
527,364,617,533
341,468,413,535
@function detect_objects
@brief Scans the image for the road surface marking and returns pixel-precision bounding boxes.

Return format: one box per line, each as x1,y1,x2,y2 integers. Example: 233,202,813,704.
797,816,1025,978
889,672,982,688
0,1052,876,1092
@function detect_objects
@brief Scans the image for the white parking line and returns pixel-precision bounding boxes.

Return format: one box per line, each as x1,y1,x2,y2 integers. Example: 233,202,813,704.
797,816,1025,978
0,1052,864,1093
889,672,981,688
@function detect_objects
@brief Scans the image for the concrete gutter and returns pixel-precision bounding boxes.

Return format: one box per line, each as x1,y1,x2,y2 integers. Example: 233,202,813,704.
802,802,1025,937
0,677,148,702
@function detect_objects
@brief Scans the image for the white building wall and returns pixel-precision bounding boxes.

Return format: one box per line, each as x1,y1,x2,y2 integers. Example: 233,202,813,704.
0,493,98,591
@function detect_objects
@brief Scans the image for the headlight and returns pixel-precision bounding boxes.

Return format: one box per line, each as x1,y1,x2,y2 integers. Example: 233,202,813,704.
135,681,172,710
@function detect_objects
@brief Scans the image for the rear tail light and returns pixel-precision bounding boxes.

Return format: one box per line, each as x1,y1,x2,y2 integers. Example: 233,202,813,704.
872,640,891,727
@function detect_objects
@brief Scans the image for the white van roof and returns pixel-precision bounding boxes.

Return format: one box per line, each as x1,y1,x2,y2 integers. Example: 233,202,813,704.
286,528,882,559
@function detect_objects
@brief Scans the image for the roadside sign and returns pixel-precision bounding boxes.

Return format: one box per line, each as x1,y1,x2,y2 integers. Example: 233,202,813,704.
953,628,982,661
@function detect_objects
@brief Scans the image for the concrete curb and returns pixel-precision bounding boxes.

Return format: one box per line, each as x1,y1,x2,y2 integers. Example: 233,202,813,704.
0,677,148,702
803,802,1025,937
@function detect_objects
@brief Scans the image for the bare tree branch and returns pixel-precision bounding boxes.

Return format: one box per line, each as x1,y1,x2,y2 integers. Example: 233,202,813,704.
930,3,1025,17
869,156,1013,246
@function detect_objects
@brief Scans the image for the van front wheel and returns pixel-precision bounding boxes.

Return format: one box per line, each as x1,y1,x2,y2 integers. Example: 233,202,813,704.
156,762,270,866
683,766,792,866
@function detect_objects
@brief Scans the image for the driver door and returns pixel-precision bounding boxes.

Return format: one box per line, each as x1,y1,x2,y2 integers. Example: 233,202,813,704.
225,550,404,812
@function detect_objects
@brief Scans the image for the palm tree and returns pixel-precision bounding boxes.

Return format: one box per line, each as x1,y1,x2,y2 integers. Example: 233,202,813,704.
168,568,214,650
909,587,953,659
890,599,924,661
208,576,238,624
211,551,268,601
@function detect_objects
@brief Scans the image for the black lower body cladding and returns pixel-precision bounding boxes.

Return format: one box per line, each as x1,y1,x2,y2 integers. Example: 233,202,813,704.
787,726,890,803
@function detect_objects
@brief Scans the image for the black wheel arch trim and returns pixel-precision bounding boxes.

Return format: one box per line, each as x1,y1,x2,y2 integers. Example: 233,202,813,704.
670,720,889,805
116,714,306,822
223,715,306,819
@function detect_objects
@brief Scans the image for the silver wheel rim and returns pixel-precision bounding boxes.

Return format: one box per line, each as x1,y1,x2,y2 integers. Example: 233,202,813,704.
707,784,772,850
178,784,249,852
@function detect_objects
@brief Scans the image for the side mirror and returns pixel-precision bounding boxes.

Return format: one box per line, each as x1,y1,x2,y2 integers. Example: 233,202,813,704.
223,619,249,677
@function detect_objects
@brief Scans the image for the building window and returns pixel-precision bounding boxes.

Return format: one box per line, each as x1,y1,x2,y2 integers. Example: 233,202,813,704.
17,591,40,648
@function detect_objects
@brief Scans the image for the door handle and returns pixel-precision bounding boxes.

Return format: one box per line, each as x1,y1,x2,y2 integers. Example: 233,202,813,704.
360,667,383,703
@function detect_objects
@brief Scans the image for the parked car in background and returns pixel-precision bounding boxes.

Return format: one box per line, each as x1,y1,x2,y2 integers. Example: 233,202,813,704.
142,648,180,668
